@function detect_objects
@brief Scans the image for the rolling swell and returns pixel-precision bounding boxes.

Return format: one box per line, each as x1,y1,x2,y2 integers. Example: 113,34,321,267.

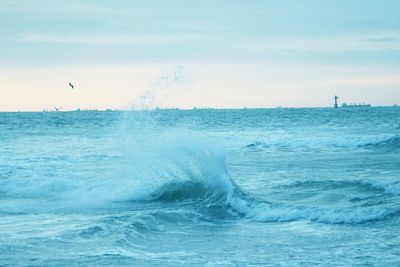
245,134,400,152
244,201,400,224
280,179,400,196
362,134,400,151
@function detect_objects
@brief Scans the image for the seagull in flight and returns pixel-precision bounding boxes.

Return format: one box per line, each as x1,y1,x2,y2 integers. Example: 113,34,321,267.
68,82,74,89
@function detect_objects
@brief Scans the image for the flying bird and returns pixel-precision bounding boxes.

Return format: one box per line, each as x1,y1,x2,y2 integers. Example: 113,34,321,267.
54,106,62,112
68,82,74,89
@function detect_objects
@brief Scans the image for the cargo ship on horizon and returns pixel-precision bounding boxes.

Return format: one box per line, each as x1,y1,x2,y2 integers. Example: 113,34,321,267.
334,95,371,108
341,102,371,108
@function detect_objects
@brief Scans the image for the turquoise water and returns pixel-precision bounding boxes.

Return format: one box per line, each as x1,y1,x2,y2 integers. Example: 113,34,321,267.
1,108,399,266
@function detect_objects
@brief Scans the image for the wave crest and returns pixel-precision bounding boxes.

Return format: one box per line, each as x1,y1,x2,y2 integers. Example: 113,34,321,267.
362,135,400,151
246,134,400,152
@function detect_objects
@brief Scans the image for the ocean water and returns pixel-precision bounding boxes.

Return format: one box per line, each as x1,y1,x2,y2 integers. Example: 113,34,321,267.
0,107,399,266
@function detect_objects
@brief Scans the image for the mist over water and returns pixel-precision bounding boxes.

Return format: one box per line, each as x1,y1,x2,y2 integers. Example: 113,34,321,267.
1,107,399,266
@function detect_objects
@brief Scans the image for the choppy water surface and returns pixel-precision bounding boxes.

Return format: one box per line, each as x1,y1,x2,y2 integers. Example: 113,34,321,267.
1,107,399,266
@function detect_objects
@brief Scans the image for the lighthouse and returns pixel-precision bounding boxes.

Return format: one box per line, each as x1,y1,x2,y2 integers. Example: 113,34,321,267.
334,95,338,108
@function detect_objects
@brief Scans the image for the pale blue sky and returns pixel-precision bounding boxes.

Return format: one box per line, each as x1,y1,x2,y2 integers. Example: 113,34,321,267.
1,0,399,110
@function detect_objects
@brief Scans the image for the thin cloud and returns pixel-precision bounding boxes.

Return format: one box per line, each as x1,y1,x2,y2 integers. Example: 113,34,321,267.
247,32,400,52
16,33,192,45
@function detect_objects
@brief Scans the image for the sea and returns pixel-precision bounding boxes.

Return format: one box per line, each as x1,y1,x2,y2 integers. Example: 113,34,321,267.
0,107,399,266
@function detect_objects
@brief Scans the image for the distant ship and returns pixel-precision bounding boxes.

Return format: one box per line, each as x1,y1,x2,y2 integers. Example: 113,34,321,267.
341,103,371,108
334,96,371,108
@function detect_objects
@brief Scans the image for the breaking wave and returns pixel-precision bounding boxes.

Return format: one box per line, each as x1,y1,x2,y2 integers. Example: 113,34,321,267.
114,128,400,225
1,112,398,225
2,125,399,225
137,165,400,224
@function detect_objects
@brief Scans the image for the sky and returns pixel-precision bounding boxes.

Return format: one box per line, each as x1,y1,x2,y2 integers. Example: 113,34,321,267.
1,0,399,111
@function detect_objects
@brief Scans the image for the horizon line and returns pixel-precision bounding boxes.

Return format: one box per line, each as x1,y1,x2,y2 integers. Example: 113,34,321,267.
1,104,399,113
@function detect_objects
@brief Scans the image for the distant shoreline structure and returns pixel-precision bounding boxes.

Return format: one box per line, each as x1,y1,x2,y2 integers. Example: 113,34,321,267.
334,95,372,109
4,98,400,113
341,103,371,108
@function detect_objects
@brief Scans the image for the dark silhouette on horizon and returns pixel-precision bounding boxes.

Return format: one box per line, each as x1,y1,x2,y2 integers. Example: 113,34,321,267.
54,106,62,112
